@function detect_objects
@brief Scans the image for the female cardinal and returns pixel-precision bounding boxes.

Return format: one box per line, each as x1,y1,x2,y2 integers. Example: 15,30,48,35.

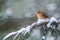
36,9,49,19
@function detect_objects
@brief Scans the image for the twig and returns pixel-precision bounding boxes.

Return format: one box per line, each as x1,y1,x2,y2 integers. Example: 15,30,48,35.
3,17,60,40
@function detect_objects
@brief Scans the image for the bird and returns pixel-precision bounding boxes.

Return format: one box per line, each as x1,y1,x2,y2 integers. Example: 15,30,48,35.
36,9,49,40
36,9,49,24
36,9,49,20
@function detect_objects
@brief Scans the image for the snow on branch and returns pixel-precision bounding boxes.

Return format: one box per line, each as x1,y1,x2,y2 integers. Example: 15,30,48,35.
3,17,60,40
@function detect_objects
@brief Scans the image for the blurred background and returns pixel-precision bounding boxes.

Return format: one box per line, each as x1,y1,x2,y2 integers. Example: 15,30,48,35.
0,0,60,40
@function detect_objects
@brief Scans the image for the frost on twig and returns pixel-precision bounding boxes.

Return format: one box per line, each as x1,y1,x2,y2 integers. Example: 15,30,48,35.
3,17,60,40
47,17,60,28
3,18,49,40
13,28,26,40
3,32,17,40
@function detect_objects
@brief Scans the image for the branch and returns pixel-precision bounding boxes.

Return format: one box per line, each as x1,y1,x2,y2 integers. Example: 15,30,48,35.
47,17,60,28
3,17,60,40
13,28,26,40
3,32,17,40
3,18,49,40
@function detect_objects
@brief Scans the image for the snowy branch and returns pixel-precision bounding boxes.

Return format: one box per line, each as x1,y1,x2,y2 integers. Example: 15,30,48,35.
3,17,60,40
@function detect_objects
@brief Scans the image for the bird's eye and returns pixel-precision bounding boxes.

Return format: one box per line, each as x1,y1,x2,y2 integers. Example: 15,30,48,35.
37,12,40,14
